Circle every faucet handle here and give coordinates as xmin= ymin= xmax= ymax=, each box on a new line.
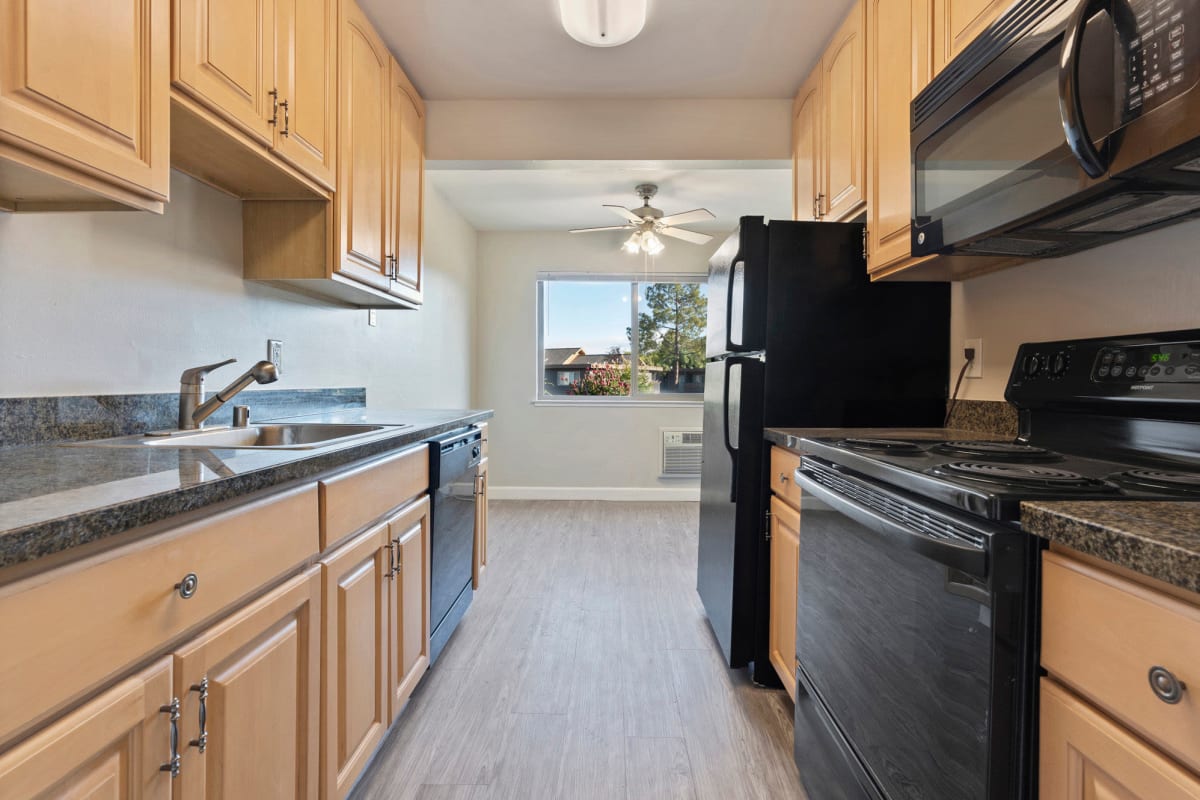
xmin=180 ymin=358 xmax=236 ymax=386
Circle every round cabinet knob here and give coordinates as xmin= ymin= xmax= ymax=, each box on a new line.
xmin=1051 ymin=352 xmax=1069 ymax=377
xmin=779 ymin=472 xmax=789 ymax=484
xmin=175 ymin=573 xmax=199 ymax=600
xmin=1148 ymin=666 xmax=1186 ymax=704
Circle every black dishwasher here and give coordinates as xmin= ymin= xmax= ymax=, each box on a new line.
xmin=427 ymin=427 xmax=482 ymax=664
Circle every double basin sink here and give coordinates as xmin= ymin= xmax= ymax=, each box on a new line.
xmin=77 ymin=423 xmax=407 ymax=451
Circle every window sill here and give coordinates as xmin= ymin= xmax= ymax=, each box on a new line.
xmin=532 ymin=399 xmax=704 ymax=408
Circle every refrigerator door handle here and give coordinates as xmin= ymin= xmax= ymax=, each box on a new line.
xmin=725 ymin=257 xmax=741 ymax=353
xmin=722 ymin=355 xmax=757 ymax=503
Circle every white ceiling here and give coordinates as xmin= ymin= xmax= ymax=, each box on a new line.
xmin=427 ymin=164 xmax=792 ymax=233
xmin=359 ymin=0 xmax=856 ymax=100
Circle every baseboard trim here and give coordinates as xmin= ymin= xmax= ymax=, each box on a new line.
xmin=489 ymin=486 xmax=700 ymax=502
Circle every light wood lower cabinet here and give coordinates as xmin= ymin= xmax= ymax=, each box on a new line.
xmin=768 ymin=495 xmax=800 ymax=702
xmin=0 ymin=657 xmax=174 ymax=799
xmin=174 ymin=568 xmax=322 ymax=800
xmin=474 ymin=457 xmax=489 ymax=589
xmin=0 ymin=0 xmax=170 ymax=212
xmin=320 ymin=521 xmax=390 ymax=800
xmin=389 ymin=497 xmax=431 ymax=721
xmin=1040 ymin=679 xmax=1200 ymax=800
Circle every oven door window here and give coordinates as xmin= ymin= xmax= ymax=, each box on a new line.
xmin=796 ymin=490 xmax=993 ymax=800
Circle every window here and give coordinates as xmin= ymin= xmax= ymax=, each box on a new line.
xmin=536 ymin=273 xmax=708 ymax=402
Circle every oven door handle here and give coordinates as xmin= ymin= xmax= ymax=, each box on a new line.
xmin=794 ymin=470 xmax=988 ymax=577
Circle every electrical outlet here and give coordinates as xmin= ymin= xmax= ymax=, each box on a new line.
xmin=368 ymin=309 xmax=378 ymax=327
xmin=965 ymin=338 xmax=983 ymax=379
xmin=268 ymin=339 xmax=283 ymax=376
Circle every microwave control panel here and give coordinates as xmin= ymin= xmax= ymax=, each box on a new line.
xmin=1125 ymin=0 xmax=1198 ymax=118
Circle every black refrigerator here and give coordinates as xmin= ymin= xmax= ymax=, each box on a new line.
xmin=697 ymin=217 xmax=950 ymax=683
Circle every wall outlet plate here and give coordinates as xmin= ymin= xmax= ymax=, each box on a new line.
xmin=368 ymin=309 xmax=378 ymax=327
xmin=965 ymin=338 xmax=982 ymax=379
xmin=268 ymin=339 xmax=283 ymax=376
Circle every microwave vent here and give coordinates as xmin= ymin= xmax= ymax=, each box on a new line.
xmin=1035 ymin=193 xmax=1149 ymax=231
xmin=1066 ymin=194 xmax=1200 ymax=233
xmin=960 ymin=237 xmax=1065 ymax=257
xmin=1174 ymin=156 xmax=1200 ymax=173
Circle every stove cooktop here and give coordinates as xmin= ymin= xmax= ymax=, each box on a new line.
xmin=799 ymin=436 xmax=1200 ymax=521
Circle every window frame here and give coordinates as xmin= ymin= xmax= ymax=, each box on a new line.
xmin=534 ymin=271 xmax=709 ymax=407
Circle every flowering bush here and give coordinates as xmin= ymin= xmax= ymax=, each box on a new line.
xmin=567 ymin=362 xmax=630 ymax=396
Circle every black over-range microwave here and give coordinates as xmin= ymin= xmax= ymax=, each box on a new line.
xmin=911 ymin=0 xmax=1200 ymax=260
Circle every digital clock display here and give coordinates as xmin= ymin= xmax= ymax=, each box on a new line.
xmin=1151 ymin=353 xmax=1171 ymax=364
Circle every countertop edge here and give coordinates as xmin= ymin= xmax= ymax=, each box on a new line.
xmin=0 ymin=410 xmax=493 ymax=571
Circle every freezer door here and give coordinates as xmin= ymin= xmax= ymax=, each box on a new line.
xmin=706 ymin=218 xmax=769 ymax=359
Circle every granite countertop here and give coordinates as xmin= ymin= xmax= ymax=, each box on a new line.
xmin=0 ymin=408 xmax=492 ymax=571
xmin=1022 ymin=500 xmax=1200 ymax=594
xmin=765 ymin=427 xmax=1011 ymax=450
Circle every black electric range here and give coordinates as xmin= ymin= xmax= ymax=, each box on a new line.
xmin=789 ymin=329 xmax=1200 ymax=800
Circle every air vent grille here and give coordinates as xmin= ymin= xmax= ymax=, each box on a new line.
xmin=661 ymin=429 xmax=702 ymax=477
xmin=806 ymin=466 xmax=986 ymax=550
xmin=960 ymin=236 xmax=1066 ymax=257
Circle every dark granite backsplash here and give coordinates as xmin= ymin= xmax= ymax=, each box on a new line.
xmin=0 ymin=388 xmax=366 ymax=450
xmin=944 ymin=399 xmax=1019 ymax=438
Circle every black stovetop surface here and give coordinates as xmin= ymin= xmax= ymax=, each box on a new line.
xmin=798 ymin=435 xmax=1200 ymax=521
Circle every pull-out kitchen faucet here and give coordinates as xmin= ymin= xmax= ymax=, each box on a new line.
xmin=178 ymin=358 xmax=278 ymax=430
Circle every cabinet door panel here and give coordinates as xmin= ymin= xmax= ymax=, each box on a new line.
xmin=0 ymin=658 xmax=173 ymax=800
xmin=473 ymin=458 xmax=488 ymax=589
xmin=336 ymin=1 xmax=390 ymax=292
xmin=174 ymin=0 xmax=275 ymax=144
xmin=933 ymin=0 xmax=1010 ymax=73
xmin=792 ymin=71 xmax=821 ymax=222
xmin=0 ymin=0 xmax=169 ymax=199
xmin=821 ymin=0 xmax=866 ymax=221
xmin=321 ymin=523 xmax=389 ymax=800
xmin=388 ymin=66 xmax=424 ymax=304
xmin=768 ymin=496 xmax=799 ymax=701
xmin=274 ymin=0 xmax=336 ymax=189
xmin=174 ymin=569 xmax=320 ymax=800
xmin=1040 ymin=679 xmax=1200 ymax=800
xmin=389 ymin=497 xmax=431 ymax=721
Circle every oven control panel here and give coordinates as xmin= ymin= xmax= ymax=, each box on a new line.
xmin=1124 ymin=0 xmax=1199 ymax=119
xmin=1007 ymin=330 xmax=1200 ymax=406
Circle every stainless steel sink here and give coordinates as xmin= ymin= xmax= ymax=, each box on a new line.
xmin=73 ymin=423 xmax=405 ymax=450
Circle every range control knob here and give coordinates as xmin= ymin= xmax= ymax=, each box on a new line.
xmin=1051 ymin=352 xmax=1070 ymax=377
xmin=1024 ymin=354 xmax=1042 ymax=377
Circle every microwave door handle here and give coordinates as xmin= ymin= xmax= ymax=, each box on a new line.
xmin=793 ymin=469 xmax=988 ymax=577
xmin=1058 ymin=0 xmax=1113 ymax=178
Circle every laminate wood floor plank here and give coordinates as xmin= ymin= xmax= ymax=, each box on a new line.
xmin=352 ymin=501 xmax=805 ymax=800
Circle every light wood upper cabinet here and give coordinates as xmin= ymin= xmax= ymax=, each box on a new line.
xmin=0 ymin=657 xmax=174 ymax=800
xmin=820 ymin=0 xmax=867 ymax=222
xmin=768 ymin=495 xmax=800 ymax=702
xmin=0 ymin=0 xmax=170 ymax=212
xmin=321 ymin=522 xmax=390 ymax=800
xmin=1040 ymin=679 xmax=1200 ymax=800
xmin=474 ymin=457 xmax=489 ymax=590
xmin=174 ymin=568 xmax=321 ymax=800
xmin=389 ymin=496 xmax=431 ymax=721
xmin=932 ymin=0 xmax=1011 ymax=74
xmin=173 ymin=0 xmax=276 ymax=145
xmin=388 ymin=58 xmax=425 ymax=305
xmin=274 ymin=0 xmax=338 ymax=189
xmin=866 ymin=0 xmax=933 ymax=274
xmin=792 ymin=70 xmax=822 ymax=222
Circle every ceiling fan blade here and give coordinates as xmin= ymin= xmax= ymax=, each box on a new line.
xmin=603 ymin=205 xmax=643 ymax=224
xmin=568 ymin=225 xmax=633 ymax=234
xmin=659 ymin=227 xmax=713 ymax=245
xmin=657 ymin=208 xmax=716 ymax=227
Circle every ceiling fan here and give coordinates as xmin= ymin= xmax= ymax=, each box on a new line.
xmin=569 ymin=184 xmax=715 ymax=255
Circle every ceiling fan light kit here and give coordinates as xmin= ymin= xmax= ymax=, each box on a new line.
xmin=558 ymin=0 xmax=648 ymax=48
xmin=570 ymin=183 xmax=716 ymax=255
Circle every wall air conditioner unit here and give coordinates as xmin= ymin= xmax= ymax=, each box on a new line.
xmin=660 ymin=428 xmax=703 ymax=478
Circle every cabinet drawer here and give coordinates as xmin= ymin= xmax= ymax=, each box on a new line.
xmin=1042 ymin=551 xmax=1200 ymax=773
xmin=0 ymin=484 xmax=319 ymax=747
xmin=769 ymin=446 xmax=803 ymax=509
xmin=319 ymin=445 xmax=428 ymax=548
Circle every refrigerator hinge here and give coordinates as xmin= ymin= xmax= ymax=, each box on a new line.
xmin=764 ymin=509 xmax=772 ymax=541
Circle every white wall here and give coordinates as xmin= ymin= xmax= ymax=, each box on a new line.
xmin=475 ymin=231 xmax=715 ymax=500
xmin=0 ymin=172 xmax=477 ymax=406
xmin=950 ymin=218 xmax=1200 ymax=400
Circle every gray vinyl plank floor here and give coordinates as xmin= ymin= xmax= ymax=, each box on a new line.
xmin=351 ymin=500 xmax=806 ymax=800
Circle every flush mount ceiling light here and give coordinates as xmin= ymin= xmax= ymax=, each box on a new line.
xmin=558 ymin=0 xmax=648 ymax=47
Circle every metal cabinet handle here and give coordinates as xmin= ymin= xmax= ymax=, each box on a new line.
xmin=189 ymin=678 xmax=208 ymax=753
xmin=392 ymin=537 xmax=402 ymax=575
xmin=268 ymin=88 xmax=279 ymax=127
xmin=386 ymin=540 xmax=395 ymax=580
xmin=280 ymin=100 xmax=290 ymax=137
xmin=813 ymin=193 xmax=825 ymax=220
xmin=175 ymin=573 xmax=198 ymax=600
xmin=1149 ymin=666 xmax=1186 ymax=704
xmin=160 ymin=697 xmax=181 ymax=777
xmin=779 ymin=472 xmax=788 ymax=484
